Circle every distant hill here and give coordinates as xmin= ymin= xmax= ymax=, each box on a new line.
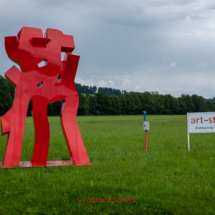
xmin=204 ymin=97 xmax=215 ymax=103
xmin=74 ymin=83 xmax=144 ymax=97
xmin=75 ymin=82 xmax=125 ymax=96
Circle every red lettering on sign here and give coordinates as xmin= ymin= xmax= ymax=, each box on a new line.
xmin=190 ymin=117 xmax=215 ymax=124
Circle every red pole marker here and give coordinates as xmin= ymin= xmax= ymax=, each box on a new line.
xmin=145 ymin=131 xmax=147 ymax=152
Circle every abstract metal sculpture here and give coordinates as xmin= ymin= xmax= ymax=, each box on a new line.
xmin=1 ymin=27 xmax=91 ymax=168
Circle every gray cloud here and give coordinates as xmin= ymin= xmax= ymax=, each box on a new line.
xmin=1 ymin=0 xmax=215 ymax=98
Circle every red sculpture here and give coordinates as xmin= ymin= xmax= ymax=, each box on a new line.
xmin=1 ymin=27 xmax=91 ymax=168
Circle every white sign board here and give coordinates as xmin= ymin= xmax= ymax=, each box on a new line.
xmin=187 ymin=112 xmax=215 ymax=151
xmin=143 ymin=121 xmax=149 ymax=130
xmin=187 ymin=112 xmax=215 ymax=133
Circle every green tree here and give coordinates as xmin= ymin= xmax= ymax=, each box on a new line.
xmin=103 ymin=94 xmax=111 ymax=115
xmin=178 ymin=94 xmax=195 ymax=114
xmin=151 ymin=92 xmax=164 ymax=115
xmin=163 ymin=94 xmax=180 ymax=115
xmin=52 ymin=101 xmax=63 ymax=115
xmin=78 ymin=93 xmax=88 ymax=115
xmin=0 ymin=76 xmax=14 ymax=116
xmin=191 ymin=95 xmax=207 ymax=112
xmin=124 ymin=93 xmax=136 ymax=115
xmin=139 ymin=92 xmax=155 ymax=114
xmin=109 ymin=95 xmax=121 ymax=115
xmin=212 ymin=100 xmax=215 ymax=111
xmin=170 ymin=97 xmax=180 ymax=114
xmin=96 ymin=91 xmax=105 ymax=115
xmin=205 ymin=101 xmax=213 ymax=111
xmin=88 ymin=95 xmax=97 ymax=115
xmin=119 ymin=94 xmax=126 ymax=115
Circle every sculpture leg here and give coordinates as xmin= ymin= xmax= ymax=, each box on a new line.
xmin=31 ymin=96 xmax=50 ymax=166
xmin=2 ymin=87 xmax=30 ymax=168
xmin=60 ymin=96 xmax=91 ymax=165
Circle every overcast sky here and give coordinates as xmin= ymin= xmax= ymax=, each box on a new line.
xmin=1 ymin=0 xmax=215 ymax=98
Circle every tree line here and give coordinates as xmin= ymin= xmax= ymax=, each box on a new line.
xmin=75 ymin=83 xmax=124 ymax=96
xmin=77 ymin=91 xmax=215 ymax=116
xmin=0 ymin=75 xmax=214 ymax=116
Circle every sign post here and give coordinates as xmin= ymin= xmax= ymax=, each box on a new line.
xmin=187 ymin=112 xmax=215 ymax=152
xmin=143 ymin=111 xmax=149 ymax=151
xmin=188 ymin=132 xmax=190 ymax=152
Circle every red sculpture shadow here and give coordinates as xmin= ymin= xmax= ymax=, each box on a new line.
xmin=1 ymin=27 xmax=91 ymax=168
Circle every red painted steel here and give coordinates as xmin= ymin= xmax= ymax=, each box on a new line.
xmin=145 ymin=131 xmax=147 ymax=152
xmin=1 ymin=27 xmax=91 ymax=168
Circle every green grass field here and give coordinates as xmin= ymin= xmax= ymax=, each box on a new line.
xmin=0 ymin=115 xmax=215 ymax=214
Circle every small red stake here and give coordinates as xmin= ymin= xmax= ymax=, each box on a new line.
xmin=145 ymin=131 xmax=147 ymax=152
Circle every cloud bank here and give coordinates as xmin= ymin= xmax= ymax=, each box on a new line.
xmin=1 ymin=0 xmax=215 ymax=98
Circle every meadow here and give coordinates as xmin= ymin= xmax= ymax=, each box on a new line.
xmin=0 ymin=114 xmax=215 ymax=214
